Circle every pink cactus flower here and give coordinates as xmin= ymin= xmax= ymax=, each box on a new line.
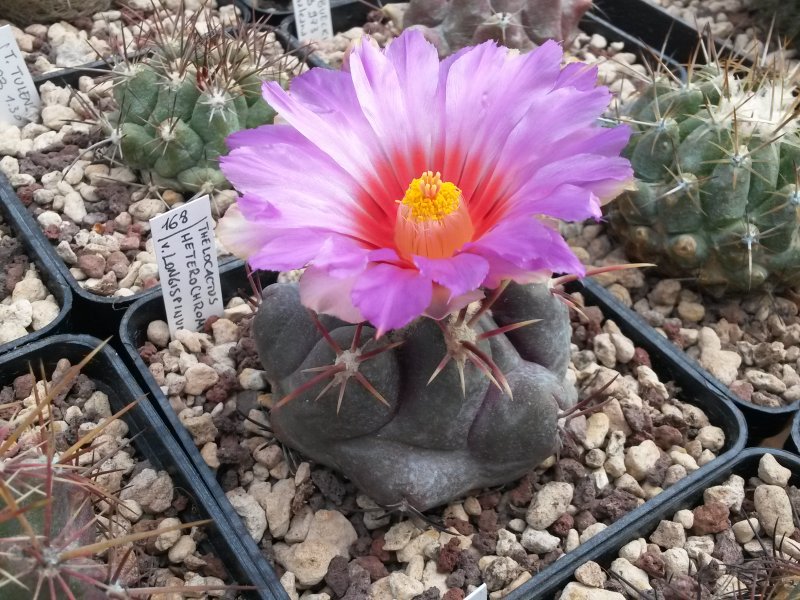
xmin=217 ymin=30 xmax=632 ymax=334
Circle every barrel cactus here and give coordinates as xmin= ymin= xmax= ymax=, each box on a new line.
xmin=403 ymin=0 xmax=592 ymax=56
xmin=108 ymin=14 xmax=289 ymax=194
xmin=606 ymin=59 xmax=800 ymax=296
xmin=253 ymin=281 xmax=576 ymax=511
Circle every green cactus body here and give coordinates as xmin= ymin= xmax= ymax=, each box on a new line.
xmin=606 ymin=62 xmax=800 ymax=295
xmin=109 ymin=27 xmax=286 ymax=194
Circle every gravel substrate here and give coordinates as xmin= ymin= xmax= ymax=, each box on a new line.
xmin=2 ymin=0 xmax=232 ymax=76
xmin=0 ymin=360 xmax=232 ymax=597
xmin=0 ymin=27 xmax=303 ymax=298
xmin=136 ymin=286 xmax=728 ymax=600
xmin=558 ymin=452 xmax=798 ymax=599
xmin=0 ymin=212 xmax=59 ymax=344
xmin=566 ymin=224 xmax=800 ymax=409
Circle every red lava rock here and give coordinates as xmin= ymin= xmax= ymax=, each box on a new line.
xmin=646 ymin=453 xmax=672 ymax=487
xmin=370 ymin=536 xmax=391 ymax=562
xmin=105 ymin=251 xmax=130 ymax=278
xmin=324 ymin=556 xmax=350 ymax=597
xmin=693 ymin=502 xmax=730 ymax=535
xmin=437 ymin=538 xmax=461 ymax=573
xmin=548 ymin=513 xmax=574 ymax=537
xmin=662 ymin=320 xmax=684 ymax=347
xmin=729 ymin=380 xmax=754 ymax=402
xmin=652 ymin=424 xmax=684 ymax=449
xmin=635 ymin=549 xmax=666 ymax=578
xmin=590 ymin=489 xmax=640 ymax=522
xmin=478 ymin=491 xmax=501 ymax=510
xmin=631 ymin=347 xmax=651 ymax=368
xmin=352 ymin=556 xmax=388 ymax=581
xmin=508 ymin=474 xmax=533 ymax=505
xmin=119 ymin=235 xmax=142 ymax=251
xmin=138 ymin=342 xmax=158 ymax=364
xmin=445 ymin=517 xmax=474 ymax=536
xmin=442 ymin=590 xmax=465 ymax=600
xmin=16 ymin=184 xmax=42 ymax=206
xmin=470 ymin=531 xmax=497 ymax=554
xmin=476 ymin=509 xmax=498 ymax=534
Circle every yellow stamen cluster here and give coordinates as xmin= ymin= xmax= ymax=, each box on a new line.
xmin=400 ymin=171 xmax=462 ymax=222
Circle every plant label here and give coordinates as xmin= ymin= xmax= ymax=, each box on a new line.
xmin=0 ymin=25 xmax=40 ymax=127
xmin=464 ymin=584 xmax=487 ymax=600
xmin=293 ymin=0 xmax=333 ymax=42
xmin=151 ymin=195 xmax=224 ymax=337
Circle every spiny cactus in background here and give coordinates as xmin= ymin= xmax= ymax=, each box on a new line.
xmin=0 ymin=348 xmax=220 ymax=599
xmin=605 ymin=54 xmax=800 ymax=296
xmin=107 ymin=7 xmax=291 ymax=195
xmin=402 ymin=0 xmax=593 ymax=56
xmin=750 ymin=0 xmax=800 ymax=46
xmin=252 ymin=280 xmax=578 ymax=511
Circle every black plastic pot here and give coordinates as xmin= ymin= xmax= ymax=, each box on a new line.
xmin=119 ymin=260 xmax=287 ymax=600
xmin=580 ymin=277 xmax=795 ymax=444
xmin=0 ymin=334 xmax=282 ymax=599
xmin=506 ymin=447 xmax=800 ymax=599
xmin=120 ymin=265 xmax=745 ymax=600
xmin=1 ymin=13 xmax=310 ymax=346
xmin=0 ymin=173 xmax=72 ymax=356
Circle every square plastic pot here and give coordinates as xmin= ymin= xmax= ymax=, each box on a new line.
xmin=0 ymin=13 xmax=307 ymax=348
xmin=579 ymin=278 xmax=795 ymax=444
xmin=120 ymin=267 xmax=746 ymax=600
xmin=0 ymin=173 xmax=72 ymax=356
xmin=503 ymin=447 xmax=800 ymax=598
xmin=120 ymin=260 xmax=288 ymax=599
xmin=0 ymin=334 xmax=284 ymax=599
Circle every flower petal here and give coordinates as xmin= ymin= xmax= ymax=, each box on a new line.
xmin=299 ymin=267 xmax=364 ymax=323
xmin=413 ymin=253 xmax=489 ymax=299
xmin=351 ymin=263 xmax=433 ymax=334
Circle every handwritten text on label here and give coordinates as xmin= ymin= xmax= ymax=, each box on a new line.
xmin=151 ymin=195 xmax=224 ymax=337
xmin=0 ymin=25 xmax=40 ymax=127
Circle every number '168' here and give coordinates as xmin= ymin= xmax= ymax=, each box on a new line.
xmin=161 ymin=210 xmax=189 ymax=231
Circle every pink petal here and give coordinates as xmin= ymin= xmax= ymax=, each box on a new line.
xmin=299 ymin=267 xmax=364 ymax=323
xmin=351 ymin=263 xmax=433 ymax=334
xmin=313 ymin=236 xmax=371 ymax=278
xmin=413 ymin=253 xmax=489 ymax=299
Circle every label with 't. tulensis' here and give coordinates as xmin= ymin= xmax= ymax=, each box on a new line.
xmin=0 ymin=25 xmax=40 ymax=127
xmin=151 ymin=195 xmax=224 ymax=337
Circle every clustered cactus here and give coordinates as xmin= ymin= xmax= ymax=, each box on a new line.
xmin=402 ymin=0 xmax=593 ymax=56
xmin=107 ymin=8 xmax=290 ymax=194
xmin=606 ymin=55 xmax=800 ymax=296
xmin=0 ymin=349 xmax=219 ymax=598
xmin=253 ymin=281 xmax=578 ymax=511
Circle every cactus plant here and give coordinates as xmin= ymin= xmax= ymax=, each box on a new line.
xmin=403 ymin=0 xmax=593 ymax=56
xmin=220 ymin=31 xmax=632 ymax=511
xmin=0 ymin=347 xmax=224 ymax=598
xmin=605 ymin=56 xmax=800 ymax=296
xmin=106 ymin=7 xmax=291 ymax=194
xmin=252 ymin=280 xmax=577 ymax=511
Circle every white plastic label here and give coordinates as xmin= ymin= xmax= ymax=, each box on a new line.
xmin=293 ymin=0 xmax=333 ymax=42
xmin=465 ymin=584 xmax=487 ymax=600
xmin=0 ymin=25 xmax=40 ymax=127
xmin=150 ymin=195 xmax=224 ymax=337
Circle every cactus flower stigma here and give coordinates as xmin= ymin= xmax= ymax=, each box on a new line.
xmin=217 ymin=30 xmax=632 ymax=333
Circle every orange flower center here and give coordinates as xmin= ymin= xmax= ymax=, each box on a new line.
xmin=394 ymin=171 xmax=474 ymax=259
